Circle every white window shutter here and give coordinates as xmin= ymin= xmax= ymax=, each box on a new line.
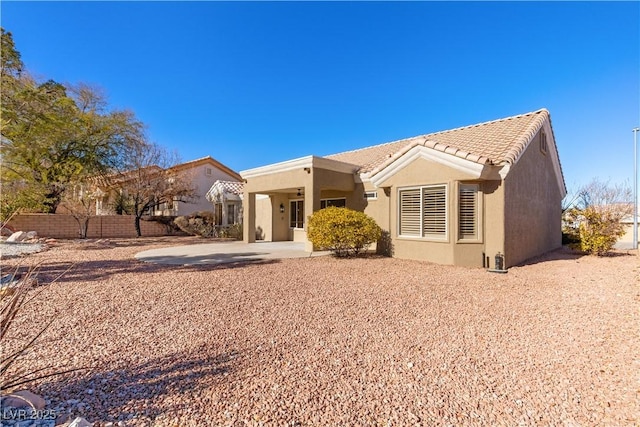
xmin=459 ymin=184 xmax=478 ymax=239
xmin=399 ymin=189 xmax=421 ymax=236
xmin=422 ymin=186 xmax=447 ymax=237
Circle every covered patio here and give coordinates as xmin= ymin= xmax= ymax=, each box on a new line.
xmin=240 ymin=156 xmax=361 ymax=251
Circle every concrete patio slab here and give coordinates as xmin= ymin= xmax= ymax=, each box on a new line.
xmin=135 ymin=241 xmax=330 ymax=266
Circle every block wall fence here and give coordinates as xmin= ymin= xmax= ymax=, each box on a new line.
xmin=6 ymin=214 xmax=167 ymax=239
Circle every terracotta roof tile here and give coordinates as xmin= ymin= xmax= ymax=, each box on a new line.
xmin=325 ymin=109 xmax=550 ymax=173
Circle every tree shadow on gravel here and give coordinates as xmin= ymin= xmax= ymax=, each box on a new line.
xmin=28 ymin=257 xmax=280 ymax=284
xmin=36 ymin=344 xmax=244 ymax=424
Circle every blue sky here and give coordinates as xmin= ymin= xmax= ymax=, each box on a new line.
xmin=2 ymin=1 xmax=639 ymax=193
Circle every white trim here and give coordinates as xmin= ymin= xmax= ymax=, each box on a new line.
xmin=289 ymin=199 xmax=304 ymax=229
xmin=240 ymin=155 xmax=358 ymax=179
xmin=241 ymin=156 xmax=314 ymax=179
xmin=364 ymin=191 xmax=378 ymax=200
xmin=498 ymin=164 xmax=511 ymax=179
xmin=457 ymin=183 xmax=482 ymax=243
xmin=371 ymin=146 xmax=486 ymax=187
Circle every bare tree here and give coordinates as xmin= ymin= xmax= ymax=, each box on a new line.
xmin=107 ymin=142 xmax=196 ymax=237
xmin=565 ymin=178 xmax=633 ymax=255
xmin=575 ymin=178 xmax=633 ymax=218
xmin=58 ymin=183 xmax=97 ymax=238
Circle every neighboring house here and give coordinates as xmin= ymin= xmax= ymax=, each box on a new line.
xmin=95 ymin=156 xmax=242 ymax=217
xmin=617 ymin=214 xmax=639 ymax=249
xmin=240 ymin=109 xmax=566 ymax=269
xmin=205 ymin=180 xmax=244 ymax=225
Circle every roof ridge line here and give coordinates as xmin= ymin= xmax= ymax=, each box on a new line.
xmin=325 ymin=108 xmax=548 ymax=159
xmin=423 ymin=108 xmax=548 ymax=138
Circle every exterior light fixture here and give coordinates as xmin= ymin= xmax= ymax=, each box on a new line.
xmin=297 ymin=189 xmax=302 ymax=197
xmin=279 ymin=203 xmax=285 ymax=213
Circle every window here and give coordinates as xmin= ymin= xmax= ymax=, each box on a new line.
xmin=205 ymin=167 xmax=212 ymax=176
xmin=320 ymin=198 xmax=346 ymax=209
xmin=459 ymin=184 xmax=478 ymax=240
xmin=364 ymin=191 xmax=378 ymax=200
xmin=290 ymin=200 xmax=304 ymax=228
xmin=540 ymin=131 xmax=548 ymax=154
xmin=227 ymin=204 xmax=236 ymax=224
xmin=398 ymin=185 xmax=447 ymax=239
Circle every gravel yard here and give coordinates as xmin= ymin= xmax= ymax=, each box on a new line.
xmin=2 ymin=238 xmax=638 ymax=426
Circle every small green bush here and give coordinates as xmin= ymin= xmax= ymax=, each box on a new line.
xmin=174 ymin=211 xmax=216 ymax=237
xmin=307 ymin=207 xmax=381 ymax=257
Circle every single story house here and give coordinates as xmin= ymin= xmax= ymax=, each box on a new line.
xmin=240 ymin=109 xmax=566 ymax=268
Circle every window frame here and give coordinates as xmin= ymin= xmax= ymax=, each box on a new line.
xmin=397 ymin=184 xmax=448 ymax=242
xmin=540 ymin=130 xmax=548 ymax=155
xmin=320 ymin=198 xmax=346 ymax=209
xmin=289 ymin=199 xmax=304 ymax=229
xmin=457 ymin=183 xmax=482 ymax=243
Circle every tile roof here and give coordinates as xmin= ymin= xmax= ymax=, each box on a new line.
xmin=325 ymin=109 xmax=551 ymax=173
xmin=216 ymin=180 xmax=244 ymax=196
xmin=169 ymin=156 xmax=242 ymax=181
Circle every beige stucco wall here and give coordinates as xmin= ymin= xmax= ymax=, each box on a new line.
xmin=503 ymin=130 xmax=563 ymax=267
xmin=255 ymin=196 xmax=272 ymax=240
xmin=375 ymin=157 xmax=491 ymax=267
xmin=360 ymin=184 xmax=389 ymax=230
xmin=175 ymin=163 xmax=240 ymax=216
xmin=619 ymin=224 xmax=638 ymax=244
xmin=243 ymin=165 xmax=355 ymax=248
xmin=482 ymin=180 xmax=505 ymax=269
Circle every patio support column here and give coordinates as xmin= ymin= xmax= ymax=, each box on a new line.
xmin=244 ymin=192 xmax=256 ymax=243
xmin=304 ymin=182 xmax=321 ymax=252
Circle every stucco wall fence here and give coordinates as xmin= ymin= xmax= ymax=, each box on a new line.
xmin=6 ymin=214 xmax=168 ymax=239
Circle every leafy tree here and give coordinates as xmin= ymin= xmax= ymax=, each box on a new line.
xmin=307 ymin=207 xmax=382 ymax=257
xmin=0 ymin=28 xmax=145 ymax=214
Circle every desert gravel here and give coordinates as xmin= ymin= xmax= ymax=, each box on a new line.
xmin=2 ymin=237 xmax=638 ymax=426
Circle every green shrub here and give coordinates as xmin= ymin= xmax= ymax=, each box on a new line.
xmin=174 ymin=211 xmax=216 ymax=237
xmin=578 ymin=207 xmax=625 ymax=256
xmin=307 ymin=207 xmax=381 ymax=257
